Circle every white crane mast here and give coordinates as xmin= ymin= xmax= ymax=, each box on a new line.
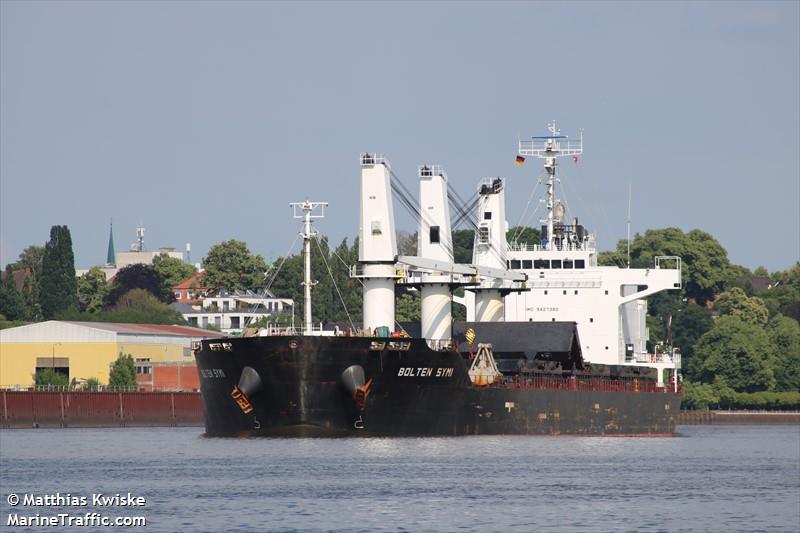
xmin=355 ymin=154 xmax=399 ymax=333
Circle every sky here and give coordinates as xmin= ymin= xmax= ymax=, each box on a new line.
xmin=1 ymin=1 xmax=798 ymax=273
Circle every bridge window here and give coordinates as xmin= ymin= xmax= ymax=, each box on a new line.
xmin=522 ymin=260 xmax=532 ymax=269
xmin=510 ymin=260 xmax=521 ymax=269
xmin=551 ymin=260 xmax=562 ymax=269
xmin=563 ymin=260 xmax=573 ymax=268
xmin=484 ymin=211 xmax=492 ymax=220
xmin=575 ymin=259 xmax=585 ymax=269
xmin=534 ymin=259 xmax=549 ymax=269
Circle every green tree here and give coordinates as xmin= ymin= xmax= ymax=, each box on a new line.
xmin=0 ymin=266 xmax=25 ymax=320
xmin=39 ymin=225 xmax=78 ymax=319
xmin=203 ymin=240 xmax=268 ymax=291
xmin=682 ymin=381 xmax=719 ymax=410
xmin=694 ymin=315 xmax=775 ymax=392
xmin=59 ymin=288 xmax=186 ymax=325
xmin=108 ymin=353 xmax=137 ymax=390
xmin=77 ymin=267 xmax=109 ymax=313
xmin=671 ymin=302 xmax=714 ymax=380
xmin=396 ymin=292 xmax=421 ymax=322
xmin=82 ymin=377 xmax=102 ymax=391
xmin=452 ymin=229 xmax=474 ymax=263
xmin=753 ymin=266 xmax=769 ymax=277
xmin=269 ymin=237 xmax=361 ymax=327
xmin=105 ymin=264 xmax=172 ymax=306
xmin=714 ymin=287 xmax=769 ymax=326
xmin=11 ymin=245 xmax=45 ymax=320
xmin=767 ymin=315 xmax=800 ymax=392
xmin=397 ymin=231 xmax=418 ymax=256
xmin=153 ymin=254 xmax=196 ymax=291
xmin=35 ymin=368 xmax=69 ymax=388
xmin=619 ymin=227 xmax=734 ymax=305
xmin=757 ymin=265 xmax=800 ymax=322
xmin=506 ymin=226 xmax=541 ymax=248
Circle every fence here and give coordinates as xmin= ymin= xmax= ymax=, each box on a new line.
xmin=1 ymin=390 xmax=204 ymax=429
xmin=493 ymin=374 xmax=681 ymax=394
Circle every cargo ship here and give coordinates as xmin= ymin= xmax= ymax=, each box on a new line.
xmin=195 ymin=124 xmax=683 ymax=436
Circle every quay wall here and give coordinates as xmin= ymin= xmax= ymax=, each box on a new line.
xmin=677 ymin=410 xmax=800 ymax=425
xmin=1 ymin=390 xmax=204 ymax=429
xmin=2 ymin=391 xmax=798 ymax=429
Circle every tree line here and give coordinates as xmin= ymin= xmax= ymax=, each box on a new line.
xmin=2 ymin=224 xmax=798 ymax=409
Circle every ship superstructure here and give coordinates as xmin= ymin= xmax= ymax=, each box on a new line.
xmin=464 ymin=123 xmax=681 ymax=383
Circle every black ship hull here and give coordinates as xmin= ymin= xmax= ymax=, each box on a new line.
xmin=195 ymin=327 xmax=681 ymax=437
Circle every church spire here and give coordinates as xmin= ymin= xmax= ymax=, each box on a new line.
xmin=106 ymin=219 xmax=116 ymax=266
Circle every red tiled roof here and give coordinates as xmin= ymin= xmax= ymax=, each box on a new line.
xmin=173 ymin=271 xmax=206 ymax=290
xmin=1 ymin=268 xmax=32 ymax=292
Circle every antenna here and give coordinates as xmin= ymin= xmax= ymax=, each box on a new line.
xmin=186 ymin=243 xmax=191 ymax=265
xmin=131 ymin=227 xmax=145 ymax=252
xmin=518 ymin=123 xmax=583 ymax=250
xmin=627 ymin=183 xmax=632 ymax=268
xmin=289 ymin=200 xmax=328 ymax=335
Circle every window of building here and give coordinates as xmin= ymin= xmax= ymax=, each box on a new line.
xmin=135 ymin=358 xmax=151 ymax=375
xmin=230 ymin=316 xmax=241 ymax=329
xmin=188 ymin=317 xmax=198 ymax=327
xmin=214 ymin=316 xmax=221 ymax=328
xmin=202 ymin=316 xmax=208 ymax=328
xmin=174 ymin=292 xmax=182 ymax=300
xmin=430 ymin=226 xmax=440 ymax=244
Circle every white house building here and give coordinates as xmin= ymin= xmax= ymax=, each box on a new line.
xmin=171 ymin=290 xmax=293 ymax=335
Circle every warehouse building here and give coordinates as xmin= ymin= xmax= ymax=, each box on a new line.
xmin=0 ymin=321 xmax=218 ymax=389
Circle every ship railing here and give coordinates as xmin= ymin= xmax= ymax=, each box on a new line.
xmin=426 ymin=339 xmax=454 ymax=351
xmin=350 ymin=263 xmax=407 ymax=279
xmin=490 ymin=374 xmax=682 ymax=394
xmin=259 ymin=324 xmax=300 ymax=336
xmin=655 ymin=256 xmax=681 ymax=271
xmin=506 ymin=242 xmax=595 ymax=253
xmin=360 ymin=153 xmax=390 ymax=169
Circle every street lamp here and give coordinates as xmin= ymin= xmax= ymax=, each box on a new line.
xmin=51 ymin=342 xmax=62 ymax=371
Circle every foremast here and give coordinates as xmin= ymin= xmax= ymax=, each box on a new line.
xmin=290 ymin=200 xmax=327 ymax=335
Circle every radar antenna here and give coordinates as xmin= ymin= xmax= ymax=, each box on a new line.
xmin=518 ymin=121 xmax=583 ymax=250
xmin=290 ymin=200 xmax=328 ymax=335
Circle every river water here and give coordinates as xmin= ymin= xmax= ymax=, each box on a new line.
xmin=1 ymin=425 xmax=798 ymax=532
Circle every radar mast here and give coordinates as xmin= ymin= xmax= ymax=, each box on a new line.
xmin=518 ymin=121 xmax=583 ymax=250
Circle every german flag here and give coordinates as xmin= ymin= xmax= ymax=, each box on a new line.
xmin=515 ymin=155 xmax=525 ymax=165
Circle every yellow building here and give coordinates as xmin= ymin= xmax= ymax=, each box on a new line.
xmin=0 ymin=321 xmax=219 ymax=388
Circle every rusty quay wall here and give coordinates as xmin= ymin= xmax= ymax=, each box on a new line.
xmin=678 ymin=410 xmax=800 ymax=425
xmin=0 ymin=391 xmax=204 ymax=429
